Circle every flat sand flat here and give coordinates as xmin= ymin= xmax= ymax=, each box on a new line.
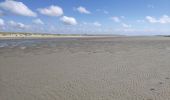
xmin=1 ymin=37 xmax=170 ymax=100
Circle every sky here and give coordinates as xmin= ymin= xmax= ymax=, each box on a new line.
xmin=0 ymin=0 xmax=170 ymax=35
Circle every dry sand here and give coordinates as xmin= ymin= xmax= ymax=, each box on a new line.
xmin=1 ymin=37 xmax=170 ymax=100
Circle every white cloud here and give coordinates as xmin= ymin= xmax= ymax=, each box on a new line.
xmin=159 ymin=15 xmax=170 ymax=24
xmin=37 ymin=5 xmax=63 ymax=17
xmin=80 ymin=21 xmax=102 ymax=27
xmin=0 ymin=0 xmax=36 ymax=17
xmin=8 ymin=20 xmax=29 ymax=29
xmin=93 ymin=22 xmax=101 ymax=27
xmin=120 ymin=16 xmax=125 ymax=19
xmin=77 ymin=6 xmax=91 ymax=14
xmin=146 ymin=15 xmax=170 ymax=24
xmin=82 ymin=21 xmax=88 ymax=25
xmin=60 ymin=16 xmax=77 ymax=25
xmin=103 ymin=10 xmax=109 ymax=14
xmin=111 ymin=17 xmax=121 ymax=22
xmin=137 ymin=20 xmax=145 ymax=23
xmin=0 ymin=18 xmax=4 ymax=26
xmin=33 ymin=19 xmax=44 ymax=25
xmin=122 ymin=23 xmax=131 ymax=28
xmin=146 ymin=16 xmax=157 ymax=23
xmin=96 ymin=9 xmax=109 ymax=14
xmin=147 ymin=4 xmax=154 ymax=9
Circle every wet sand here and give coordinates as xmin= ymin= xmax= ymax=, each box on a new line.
xmin=1 ymin=37 xmax=170 ymax=100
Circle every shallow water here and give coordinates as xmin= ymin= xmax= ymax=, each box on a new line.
xmin=0 ymin=38 xmax=80 ymax=48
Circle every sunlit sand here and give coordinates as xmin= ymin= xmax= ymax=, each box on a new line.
xmin=1 ymin=37 xmax=170 ymax=100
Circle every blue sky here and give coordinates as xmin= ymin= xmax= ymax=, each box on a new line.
xmin=0 ymin=0 xmax=170 ymax=35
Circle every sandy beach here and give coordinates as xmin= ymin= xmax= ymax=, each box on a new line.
xmin=1 ymin=37 xmax=170 ymax=100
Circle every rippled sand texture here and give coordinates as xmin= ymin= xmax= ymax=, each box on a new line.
xmin=1 ymin=37 xmax=170 ymax=100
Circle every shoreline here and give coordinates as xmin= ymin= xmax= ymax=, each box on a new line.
xmin=0 ymin=35 xmax=126 ymax=40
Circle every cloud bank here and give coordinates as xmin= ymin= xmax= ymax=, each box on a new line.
xmin=8 ymin=20 xmax=29 ymax=29
xmin=33 ymin=19 xmax=44 ymax=25
xmin=0 ymin=18 xmax=5 ymax=26
xmin=93 ymin=22 xmax=101 ymax=27
xmin=146 ymin=15 xmax=170 ymax=24
xmin=38 ymin=5 xmax=63 ymax=17
xmin=0 ymin=0 xmax=37 ymax=17
xmin=111 ymin=17 xmax=121 ymax=22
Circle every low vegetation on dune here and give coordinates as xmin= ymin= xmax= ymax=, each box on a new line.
xmin=0 ymin=32 xmax=81 ymax=38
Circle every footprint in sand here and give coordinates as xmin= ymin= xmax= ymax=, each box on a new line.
xmin=150 ymin=88 xmax=155 ymax=91
xmin=158 ymin=82 xmax=163 ymax=85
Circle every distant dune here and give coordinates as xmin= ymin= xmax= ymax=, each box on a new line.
xmin=0 ymin=32 xmax=83 ymax=39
